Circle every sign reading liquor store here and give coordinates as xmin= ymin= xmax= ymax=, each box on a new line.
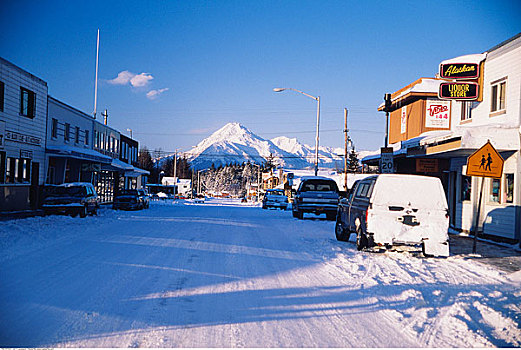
xmin=439 ymin=82 xmax=479 ymax=100
xmin=440 ymin=63 xmax=479 ymax=79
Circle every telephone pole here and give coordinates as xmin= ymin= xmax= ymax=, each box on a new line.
xmin=344 ymin=108 xmax=349 ymax=191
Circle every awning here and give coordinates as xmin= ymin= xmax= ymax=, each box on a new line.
xmin=46 ymin=145 xmax=112 ymax=163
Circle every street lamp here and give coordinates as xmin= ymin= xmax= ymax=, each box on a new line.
xmin=273 ymin=87 xmax=321 ymax=176
xmin=251 ymin=163 xmax=262 ymax=202
xmin=126 ymin=128 xmax=133 ymax=139
xmin=197 ymin=169 xmax=208 ymax=195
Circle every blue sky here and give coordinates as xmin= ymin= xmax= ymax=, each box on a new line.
xmin=1 ymin=1 xmax=520 ymax=154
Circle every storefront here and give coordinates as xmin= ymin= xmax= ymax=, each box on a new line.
xmin=0 ymin=57 xmax=47 ymax=212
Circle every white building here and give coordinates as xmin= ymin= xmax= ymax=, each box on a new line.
xmin=46 ymin=97 xmax=111 ymax=185
xmin=0 ymin=57 xmax=48 ymax=212
xmin=363 ymin=33 xmax=521 ymax=245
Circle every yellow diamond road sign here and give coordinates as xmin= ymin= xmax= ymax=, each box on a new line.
xmin=466 ymin=141 xmax=504 ymax=178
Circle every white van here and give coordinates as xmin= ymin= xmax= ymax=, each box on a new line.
xmin=335 ymin=174 xmax=450 ymax=257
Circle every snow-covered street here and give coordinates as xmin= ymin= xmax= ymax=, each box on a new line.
xmin=1 ymin=199 xmax=520 ymax=347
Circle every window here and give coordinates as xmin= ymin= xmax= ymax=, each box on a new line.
xmin=64 ymin=123 xmax=70 ymax=141
xmin=460 ymin=175 xmax=472 ymax=202
xmin=85 ymin=130 xmax=89 ymax=145
xmin=20 ymin=87 xmax=36 ymax=118
xmin=18 ymin=158 xmax=30 ymax=183
xmin=0 ymin=81 xmax=4 ymax=112
xmin=490 ymin=79 xmax=506 ymax=113
xmin=489 ymin=178 xmax=500 ymax=203
xmin=461 ymin=101 xmax=479 ymax=121
xmin=505 ymin=174 xmax=514 ymax=204
xmin=6 ymin=157 xmax=16 ymax=183
xmin=75 ymin=126 xmax=80 ymax=144
xmin=51 ymin=118 xmax=58 ymax=138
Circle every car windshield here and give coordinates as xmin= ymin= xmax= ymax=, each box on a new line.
xmin=47 ymin=186 xmax=87 ymax=197
xmin=300 ymin=180 xmax=338 ymax=192
xmin=267 ymin=190 xmax=284 ymax=196
xmin=119 ymin=189 xmax=139 ymax=196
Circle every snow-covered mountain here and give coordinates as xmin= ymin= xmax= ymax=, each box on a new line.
xmin=182 ymin=122 xmax=356 ymax=170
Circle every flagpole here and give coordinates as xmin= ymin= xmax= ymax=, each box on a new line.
xmin=93 ymin=29 xmax=100 ymax=118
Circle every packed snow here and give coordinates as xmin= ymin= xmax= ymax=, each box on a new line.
xmin=1 ymin=199 xmax=520 ymax=347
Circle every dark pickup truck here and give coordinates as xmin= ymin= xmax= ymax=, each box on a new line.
xmin=292 ymin=176 xmax=341 ymax=220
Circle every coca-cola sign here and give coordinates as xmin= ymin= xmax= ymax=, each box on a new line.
xmin=425 ymin=100 xmax=450 ymax=129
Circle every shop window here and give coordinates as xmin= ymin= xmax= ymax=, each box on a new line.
xmin=0 ymin=81 xmax=4 ymax=112
xmin=460 ymin=175 xmax=471 ymax=202
xmin=51 ymin=118 xmax=58 ymax=139
xmin=490 ymin=79 xmax=506 ymax=114
xmin=0 ymin=151 xmax=5 ymax=183
xmin=489 ymin=178 xmax=500 ymax=203
xmin=505 ymin=174 xmax=514 ymax=204
xmin=20 ymin=87 xmax=36 ymax=118
xmin=6 ymin=157 xmax=17 ymax=183
xmin=64 ymin=123 xmax=70 ymax=142
xmin=75 ymin=126 xmax=80 ymax=144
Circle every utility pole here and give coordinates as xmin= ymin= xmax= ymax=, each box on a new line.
xmin=384 ymin=93 xmax=392 ymax=147
xmin=102 ymin=109 xmax=108 ymax=125
xmin=174 ymin=149 xmax=177 ymax=180
xmin=344 ymin=108 xmax=348 ymax=191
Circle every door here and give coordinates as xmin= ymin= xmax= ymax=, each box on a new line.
xmin=30 ymin=162 xmax=40 ymax=209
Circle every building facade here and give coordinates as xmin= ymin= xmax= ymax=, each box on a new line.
xmin=0 ymin=58 xmax=48 ymax=212
xmin=363 ymin=33 xmax=521 ymax=244
xmin=46 ymin=97 xmax=112 ymax=185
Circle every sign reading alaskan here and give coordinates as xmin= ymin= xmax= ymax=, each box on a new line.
xmin=440 ymin=63 xmax=479 ymax=79
xmin=466 ymin=141 xmax=504 ymax=178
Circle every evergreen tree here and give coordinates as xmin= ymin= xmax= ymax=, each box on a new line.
xmin=348 ymin=148 xmax=360 ymax=173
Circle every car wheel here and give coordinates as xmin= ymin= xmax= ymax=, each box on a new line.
xmin=326 ymin=212 xmax=336 ymax=221
xmin=335 ymin=220 xmax=349 ymax=242
xmin=91 ymin=207 xmax=98 ymax=216
xmin=79 ymin=205 xmax=87 ymax=218
xmin=296 ymin=210 xmax=303 ymax=220
xmin=292 ymin=210 xmax=298 ymax=218
xmin=356 ymin=225 xmax=368 ymax=251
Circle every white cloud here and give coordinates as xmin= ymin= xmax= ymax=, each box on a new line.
xmin=146 ymin=88 xmax=169 ymax=100
xmin=108 ymin=70 xmax=154 ymax=88
xmin=130 ymin=73 xmax=154 ymax=88
xmin=108 ymin=70 xmax=135 ymax=85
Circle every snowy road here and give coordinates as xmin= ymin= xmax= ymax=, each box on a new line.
xmin=1 ymin=199 xmax=520 ymax=347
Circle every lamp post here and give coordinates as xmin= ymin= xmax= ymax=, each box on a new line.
xmin=126 ymin=128 xmax=133 ymax=139
xmin=274 ymin=87 xmax=320 ymax=176
xmin=251 ymin=163 xmax=262 ymax=202
xmin=197 ymin=169 xmax=208 ymax=195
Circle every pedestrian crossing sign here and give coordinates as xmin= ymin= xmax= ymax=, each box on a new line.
xmin=466 ymin=141 xmax=504 ymax=178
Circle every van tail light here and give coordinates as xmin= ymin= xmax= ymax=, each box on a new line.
xmin=365 ymin=210 xmax=369 ymax=224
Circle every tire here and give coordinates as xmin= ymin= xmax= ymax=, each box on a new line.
xmin=326 ymin=212 xmax=336 ymax=221
xmin=292 ymin=210 xmax=298 ymax=218
xmin=296 ymin=210 xmax=303 ymax=220
xmin=79 ymin=205 xmax=87 ymax=218
xmin=90 ymin=207 xmax=98 ymax=216
xmin=356 ymin=225 xmax=368 ymax=251
xmin=335 ymin=220 xmax=349 ymax=242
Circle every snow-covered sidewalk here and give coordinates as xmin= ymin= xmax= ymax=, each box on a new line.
xmin=1 ymin=200 xmax=520 ymax=347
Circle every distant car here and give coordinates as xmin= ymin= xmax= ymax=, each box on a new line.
xmin=335 ymin=174 xmax=450 ymax=257
xmin=292 ymin=176 xmax=340 ymax=220
xmin=42 ymin=182 xmax=99 ymax=217
xmin=262 ymin=189 xmax=288 ymax=210
xmin=113 ymin=189 xmax=149 ymax=210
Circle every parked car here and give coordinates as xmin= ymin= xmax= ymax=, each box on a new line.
xmin=335 ymin=174 xmax=450 ymax=257
xmin=292 ymin=176 xmax=341 ymax=220
xmin=262 ymin=189 xmax=289 ymax=210
xmin=42 ymin=182 xmax=99 ymax=218
xmin=113 ymin=189 xmax=149 ymax=210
